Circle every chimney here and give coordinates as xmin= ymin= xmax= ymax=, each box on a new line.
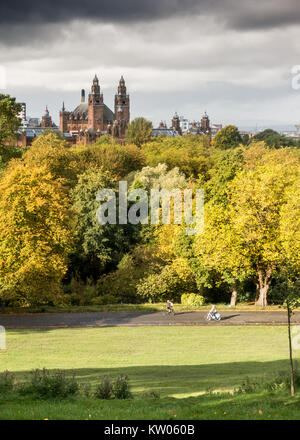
xmin=81 ymin=89 xmax=85 ymax=103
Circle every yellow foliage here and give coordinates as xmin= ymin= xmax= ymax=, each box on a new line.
xmin=0 ymin=163 xmax=73 ymax=305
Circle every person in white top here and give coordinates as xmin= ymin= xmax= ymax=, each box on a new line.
xmin=166 ymin=300 xmax=174 ymax=314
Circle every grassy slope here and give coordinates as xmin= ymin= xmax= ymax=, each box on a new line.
xmin=0 ymin=326 xmax=299 ymax=419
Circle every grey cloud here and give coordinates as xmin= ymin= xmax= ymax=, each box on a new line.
xmin=0 ymin=0 xmax=299 ymax=30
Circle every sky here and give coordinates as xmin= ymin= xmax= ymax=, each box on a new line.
xmin=1 ymin=0 xmax=300 ymax=128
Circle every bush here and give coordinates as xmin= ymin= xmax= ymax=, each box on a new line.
xmin=94 ymin=376 xmax=113 ymax=399
xmin=90 ymin=294 xmax=119 ymax=306
xmin=181 ymin=293 xmax=205 ymax=307
xmin=136 ymin=266 xmax=182 ymax=302
xmin=112 ymin=375 xmax=132 ymax=399
xmin=142 ymin=390 xmax=160 ymax=399
xmin=0 ymin=370 xmax=15 ymax=394
xmin=18 ymin=368 xmax=79 ymax=399
xmin=236 ymin=368 xmax=300 ymax=394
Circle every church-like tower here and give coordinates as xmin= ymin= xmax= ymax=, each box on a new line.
xmin=88 ymin=74 xmax=104 ymax=130
xmin=114 ymin=76 xmax=130 ymax=137
xmin=41 ymin=106 xmax=53 ymax=128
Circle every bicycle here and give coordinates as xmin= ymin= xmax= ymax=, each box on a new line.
xmin=163 ymin=308 xmax=175 ymax=317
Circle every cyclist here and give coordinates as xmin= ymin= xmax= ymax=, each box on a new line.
xmin=166 ymin=300 xmax=174 ymax=314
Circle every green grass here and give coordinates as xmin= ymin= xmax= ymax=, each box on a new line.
xmin=0 ymin=326 xmax=299 ymax=419
xmin=1 ymin=392 xmax=300 ymax=420
xmin=0 ymin=302 xmax=294 ymax=314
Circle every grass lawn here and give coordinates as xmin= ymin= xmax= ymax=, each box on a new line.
xmin=0 ymin=326 xmax=299 ymax=419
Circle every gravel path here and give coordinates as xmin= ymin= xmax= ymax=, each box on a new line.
xmin=1 ymin=310 xmax=300 ymax=328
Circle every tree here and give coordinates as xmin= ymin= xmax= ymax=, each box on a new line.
xmin=0 ymin=163 xmax=73 ymax=305
xmin=70 ymin=168 xmax=138 ymax=281
xmin=130 ymin=163 xmax=188 ymax=192
xmin=23 ymin=132 xmax=78 ymax=187
xmin=126 ymin=117 xmax=153 ymax=148
xmin=203 ymin=147 xmax=244 ymax=204
xmin=142 ymin=135 xmax=211 ymax=179
xmin=227 ymin=150 xmax=300 ymax=306
xmin=212 ymin=125 xmax=242 ymax=150
xmin=252 ymin=129 xmax=297 ymax=148
xmin=193 ymin=202 xmax=253 ymax=306
xmin=0 ymin=145 xmax=25 ymax=176
xmin=72 ymin=142 xmax=145 ymax=179
xmin=0 ymin=94 xmax=21 ymax=146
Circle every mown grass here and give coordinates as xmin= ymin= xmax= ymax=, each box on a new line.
xmin=0 ymin=302 xmax=294 ymax=314
xmin=1 ymin=391 xmax=300 ymax=420
xmin=0 ymin=326 xmax=299 ymax=419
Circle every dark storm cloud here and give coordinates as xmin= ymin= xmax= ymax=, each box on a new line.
xmin=1 ymin=0 xmax=300 ymax=30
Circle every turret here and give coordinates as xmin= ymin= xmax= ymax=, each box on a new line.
xmin=114 ymin=76 xmax=130 ymax=136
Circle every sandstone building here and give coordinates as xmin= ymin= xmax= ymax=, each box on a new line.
xmin=59 ymin=75 xmax=130 ymax=144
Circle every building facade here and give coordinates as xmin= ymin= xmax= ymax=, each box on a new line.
xmin=59 ymin=75 xmax=130 ymax=144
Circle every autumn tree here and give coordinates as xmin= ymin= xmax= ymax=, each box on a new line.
xmin=23 ymin=132 xmax=78 ymax=188
xmin=126 ymin=117 xmax=153 ymax=148
xmin=0 ymin=94 xmax=21 ymax=146
xmin=0 ymin=163 xmax=73 ymax=305
xmin=142 ymin=135 xmax=211 ymax=179
xmin=227 ymin=149 xmax=300 ymax=306
xmin=193 ymin=202 xmax=253 ymax=306
xmin=212 ymin=125 xmax=242 ymax=150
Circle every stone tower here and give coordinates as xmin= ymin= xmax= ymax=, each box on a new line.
xmin=114 ymin=76 xmax=130 ymax=137
xmin=88 ymin=74 xmax=104 ymax=130
xmin=200 ymin=111 xmax=210 ymax=134
xmin=41 ymin=106 xmax=53 ymax=128
xmin=171 ymin=112 xmax=181 ymax=134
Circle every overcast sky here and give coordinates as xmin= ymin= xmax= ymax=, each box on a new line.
xmin=1 ymin=0 xmax=300 ymax=128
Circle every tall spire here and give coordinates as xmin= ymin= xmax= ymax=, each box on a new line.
xmin=62 ymin=102 xmax=65 ymax=112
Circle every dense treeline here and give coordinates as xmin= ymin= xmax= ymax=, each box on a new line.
xmin=0 ymin=115 xmax=299 ymax=307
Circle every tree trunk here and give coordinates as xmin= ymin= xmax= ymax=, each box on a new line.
xmin=230 ymin=283 xmax=238 ymax=307
xmin=255 ymin=267 xmax=272 ymax=307
xmin=287 ymin=302 xmax=295 ymax=397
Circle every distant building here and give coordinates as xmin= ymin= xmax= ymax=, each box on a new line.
xmin=172 ymin=111 xmax=216 ymax=137
xmin=18 ymin=102 xmax=26 ymax=124
xmin=15 ymin=106 xmax=59 ymax=147
xmin=59 ymin=75 xmax=130 ymax=145
xmin=152 ymin=121 xmax=179 ymax=137
xmin=41 ymin=106 xmax=55 ymax=128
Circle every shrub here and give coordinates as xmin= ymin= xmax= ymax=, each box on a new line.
xmin=235 ymin=368 xmax=300 ymax=394
xmin=0 ymin=370 xmax=15 ymax=394
xmin=136 ymin=266 xmax=181 ymax=302
xmin=18 ymin=368 xmax=78 ymax=399
xmin=90 ymin=294 xmax=119 ymax=306
xmin=94 ymin=377 xmax=112 ymax=399
xmin=142 ymin=390 xmax=160 ymax=399
xmin=181 ymin=293 xmax=205 ymax=307
xmin=112 ymin=375 xmax=132 ymax=399
xmin=80 ymin=383 xmax=91 ymax=398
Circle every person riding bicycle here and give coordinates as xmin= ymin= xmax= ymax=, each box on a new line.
xmin=207 ymin=304 xmax=220 ymax=320
xmin=166 ymin=300 xmax=174 ymax=314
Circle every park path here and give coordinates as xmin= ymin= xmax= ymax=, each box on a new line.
xmin=1 ymin=310 xmax=300 ymax=328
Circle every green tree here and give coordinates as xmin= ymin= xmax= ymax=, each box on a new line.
xmin=0 ymin=163 xmax=73 ymax=306
xmin=212 ymin=125 xmax=242 ymax=150
xmin=0 ymin=94 xmax=21 ymax=146
xmin=252 ymin=129 xmax=297 ymax=148
xmin=70 ymin=168 xmax=138 ymax=281
xmin=126 ymin=117 xmax=153 ymax=148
